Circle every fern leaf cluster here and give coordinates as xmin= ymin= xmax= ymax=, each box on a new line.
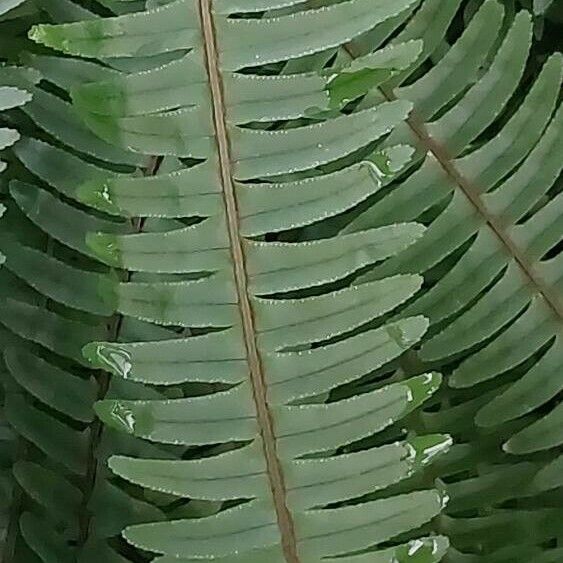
xmin=0 ymin=1 xmax=561 ymax=562
xmin=341 ymin=1 xmax=563 ymax=560
xmin=0 ymin=1 xmax=452 ymax=562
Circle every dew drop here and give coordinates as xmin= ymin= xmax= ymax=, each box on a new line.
xmin=84 ymin=342 xmax=132 ymax=379
xmin=439 ymin=489 xmax=450 ymax=510
xmin=406 ymin=434 xmax=452 ymax=470
xmin=326 ymin=73 xmax=338 ymax=85
xmin=392 ymin=537 xmax=443 ymax=562
xmin=401 ymin=373 xmax=442 ymax=416
xmin=86 ymin=232 xmax=121 ymax=267
xmin=109 ymin=401 xmax=137 ymax=434
xmin=82 ymin=179 xmax=123 ymax=216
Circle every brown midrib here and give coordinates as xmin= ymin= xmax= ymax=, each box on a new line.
xmin=382 ymin=90 xmax=563 ymax=321
xmin=196 ymin=1 xmax=299 ymax=562
xmin=343 ymin=38 xmax=562 ymax=320
xmin=340 ymin=37 xmax=563 ymax=320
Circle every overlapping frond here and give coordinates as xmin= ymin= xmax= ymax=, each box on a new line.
xmin=4 ymin=1 xmax=558 ymax=561
xmin=0 ymin=3 xmax=177 ymax=562
xmin=0 ymin=0 xmax=458 ymax=561
xmin=0 ymin=2 xmax=37 ymax=555
xmin=335 ymin=0 xmax=563 ymax=560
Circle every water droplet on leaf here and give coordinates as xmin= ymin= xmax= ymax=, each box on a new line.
xmin=86 ymin=232 xmax=122 ymax=267
xmin=393 ymin=537 xmax=444 ymax=562
xmin=77 ymin=180 xmax=122 ymax=216
xmin=96 ymin=400 xmax=137 ymax=434
xmin=83 ymin=342 xmax=132 ymax=379
xmin=406 ymin=434 xmax=452 ymax=470
xmin=403 ymin=373 xmax=442 ymax=413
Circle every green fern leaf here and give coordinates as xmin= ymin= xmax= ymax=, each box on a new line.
xmin=0 ymin=1 xmax=456 ymax=561
xmin=333 ymin=0 xmax=563 ymax=559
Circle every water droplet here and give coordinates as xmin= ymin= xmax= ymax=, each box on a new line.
xmin=402 ymin=372 xmax=442 ymax=414
xmin=393 ymin=537 xmax=445 ymax=562
xmin=326 ymin=73 xmax=339 ymax=85
xmin=360 ymin=160 xmax=385 ymax=186
xmin=86 ymin=232 xmax=121 ymax=267
xmin=111 ymin=402 xmax=136 ymax=433
xmin=96 ymin=400 xmax=136 ymax=434
xmin=439 ymin=489 xmax=450 ymax=510
xmin=406 ymin=434 xmax=452 ymax=470
xmin=83 ymin=342 xmax=132 ymax=379
xmin=77 ymin=180 xmax=122 ymax=216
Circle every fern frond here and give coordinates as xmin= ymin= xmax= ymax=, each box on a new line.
xmin=0 ymin=1 xmax=456 ymax=561
xmin=336 ymin=0 xmax=563 ymax=559
xmin=0 ymin=4 xmax=173 ymax=563
xmin=0 ymin=7 xmax=37 ymax=557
